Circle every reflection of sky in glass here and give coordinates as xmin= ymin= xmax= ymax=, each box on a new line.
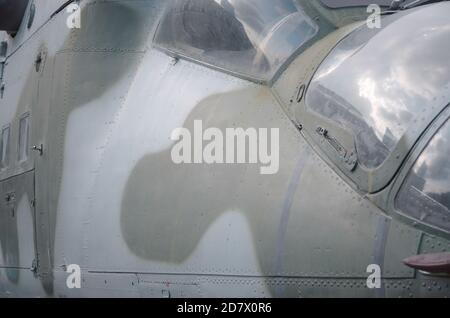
xmin=414 ymin=119 xmax=450 ymax=197
xmin=308 ymin=4 xmax=450 ymax=166
xmin=397 ymin=118 xmax=450 ymax=230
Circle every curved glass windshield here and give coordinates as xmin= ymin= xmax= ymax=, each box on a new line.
xmin=396 ymin=118 xmax=450 ymax=232
xmin=306 ymin=5 xmax=450 ymax=169
xmin=154 ymin=0 xmax=318 ymax=81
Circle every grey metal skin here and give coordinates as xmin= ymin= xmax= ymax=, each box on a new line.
xmin=0 ymin=0 xmax=449 ymax=298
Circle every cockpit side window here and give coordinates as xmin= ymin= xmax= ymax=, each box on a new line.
xmin=153 ymin=0 xmax=318 ymax=82
xmin=396 ymin=118 xmax=450 ymax=232
xmin=305 ymin=8 xmax=450 ymax=169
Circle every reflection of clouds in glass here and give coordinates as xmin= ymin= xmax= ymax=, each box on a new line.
xmin=391 ymin=30 xmax=449 ymax=100
xmin=396 ymin=119 xmax=450 ymax=232
xmin=307 ymin=4 xmax=450 ymax=168
xmin=414 ymin=120 xmax=450 ymax=196
xmin=358 ymin=76 xmax=410 ymax=141
xmin=314 ymin=47 xmax=362 ymax=81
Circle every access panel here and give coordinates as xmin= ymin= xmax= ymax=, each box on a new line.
xmin=0 ymin=170 xmax=37 ymax=283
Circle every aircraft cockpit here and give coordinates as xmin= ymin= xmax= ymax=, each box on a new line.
xmin=153 ymin=0 xmax=450 ymax=236
xmin=271 ymin=3 xmax=450 ymax=237
xmin=153 ymin=0 xmax=319 ymax=83
xmin=269 ymin=3 xmax=450 ymax=196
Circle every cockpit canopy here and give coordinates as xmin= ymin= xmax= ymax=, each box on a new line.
xmin=153 ymin=0 xmax=318 ymax=82
xmin=306 ymin=6 xmax=450 ymax=170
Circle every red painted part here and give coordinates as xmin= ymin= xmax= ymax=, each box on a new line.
xmin=403 ymin=252 xmax=450 ymax=274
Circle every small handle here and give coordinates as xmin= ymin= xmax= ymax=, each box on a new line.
xmin=316 ymin=126 xmax=357 ymax=171
xmin=403 ymin=252 xmax=450 ymax=275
